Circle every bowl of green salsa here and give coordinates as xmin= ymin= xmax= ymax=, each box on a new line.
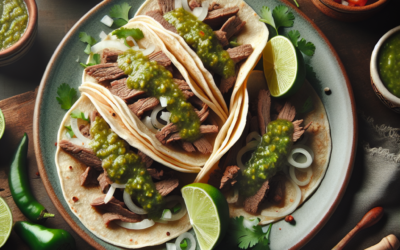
xmin=370 ymin=25 xmax=400 ymax=114
xmin=0 ymin=0 xmax=37 ymax=67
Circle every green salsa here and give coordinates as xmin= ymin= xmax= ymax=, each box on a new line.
xmin=0 ymin=0 xmax=28 ymax=51
xmin=118 ymin=49 xmax=201 ymax=142
xmin=378 ymin=31 xmax=400 ymax=98
xmin=240 ymin=120 xmax=294 ymax=198
xmin=164 ymin=8 xmax=236 ymax=79
xmin=90 ymin=116 xmax=164 ymax=217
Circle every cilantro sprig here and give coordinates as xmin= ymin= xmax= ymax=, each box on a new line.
xmin=109 ymin=3 xmax=132 ymax=27
xmin=80 ymin=53 xmax=101 ymax=68
xmin=56 ymin=83 xmax=77 ymax=110
xmin=71 ymin=110 xmax=90 ymax=122
xmin=64 ymin=125 xmax=75 ymax=138
xmin=112 ymin=27 xmax=144 ymax=47
xmin=288 ymin=30 xmax=315 ymax=56
xmin=79 ymin=32 xmax=97 ymax=55
xmin=229 ymin=37 xmax=241 ymax=47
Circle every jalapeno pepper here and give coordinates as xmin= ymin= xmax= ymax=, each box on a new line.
xmin=9 ymin=133 xmax=54 ymax=222
xmin=14 ymin=221 xmax=76 ymax=250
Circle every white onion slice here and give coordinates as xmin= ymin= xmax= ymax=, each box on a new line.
xmin=127 ymin=36 xmax=139 ymax=47
xmin=176 ymin=232 xmax=196 ymax=250
xmin=226 ymin=187 xmax=239 ymax=204
xmin=261 ymin=177 xmax=301 ymax=218
xmin=91 ymin=40 xmax=130 ymax=53
xmin=115 ymin=219 xmax=155 ymax=230
xmin=99 ymin=31 xmax=107 ymax=40
xmin=111 ymin=183 xmax=126 ymax=189
xmin=104 ymin=185 xmax=116 ymax=204
xmin=289 ymin=165 xmax=313 ymax=186
xmin=167 ymin=243 xmax=177 ymax=250
xmin=246 ymin=131 xmax=262 ymax=144
xmin=174 ymin=0 xmax=182 ymax=9
xmin=161 ymin=111 xmax=171 ymax=123
xmin=142 ymin=116 xmax=158 ymax=133
xmin=243 ymin=218 xmax=259 ymax=231
xmin=70 ymin=118 xmax=91 ymax=147
xmin=66 ymin=132 xmax=72 ymax=139
xmin=100 ymin=15 xmax=114 ymax=27
xmin=287 ymin=145 xmax=314 ymax=169
xmin=162 ymin=209 xmax=172 ymax=219
xmin=182 ymin=0 xmax=192 ymax=13
xmin=192 ymin=1 xmax=210 ymax=21
xmin=161 ymin=196 xmax=187 ymax=222
xmin=141 ymin=44 xmax=156 ymax=56
xmin=151 ymin=105 xmax=166 ymax=129
xmin=69 ymin=138 xmax=85 ymax=146
xmin=123 ymin=190 xmax=148 ymax=214
xmin=237 ymin=140 xmax=259 ymax=171
xmin=160 ymin=96 xmax=168 ymax=107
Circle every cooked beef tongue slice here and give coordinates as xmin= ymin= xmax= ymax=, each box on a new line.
xmin=292 ymin=120 xmax=313 ymax=142
xmin=80 ymin=167 xmax=101 ymax=186
xmin=109 ymin=78 xmax=146 ymax=102
xmin=209 ymin=2 xmax=222 ymax=11
xmin=219 ymin=16 xmax=246 ymax=41
xmin=91 ymin=196 xmax=144 ymax=222
xmin=196 ymin=104 xmax=210 ymax=123
xmin=220 ymin=64 xmax=239 ymax=94
xmin=203 ymin=6 xmax=240 ymax=30
xmin=101 ymin=49 xmax=122 ymax=64
xmin=214 ymin=30 xmax=229 ymax=47
xmin=85 ymin=63 xmax=126 ymax=83
xmin=102 ymin=213 xmax=144 ymax=227
xmin=227 ymin=44 xmax=254 ymax=63
xmin=181 ymin=141 xmax=197 ymax=153
xmin=137 ymin=150 xmax=154 ymax=169
xmin=243 ymin=180 xmax=270 ymax=214
xmin=59 ymin=140 xmax=103 ymax=171
xmin=147 ymin=168 xmax=164 ymax=180
xmin=148 ymin=51 xmax=172 ymax=68
xmin=156 ymin=123 xmax=179 ymax=144
xmin=155 ymin=178 xmax=179 ymax=196
xmin=277 ymin=102 xmax=296 ymax=122
xmin=174 ymin=79 xmax=195 ymax=99
xmin=257 ymin=89 xmax=271 ymax=135
xmin=146 ymin=10 xmax=177 ymax=33
xmin=193 ymin=137 xmax=213 ymax=154
xmin=189 ymin=0 xmax=201 ymax=10
xmin=165 ymin=125 xmax=218 ymax=144
xmin=79 ymin=124 xmax=91 ymax=139
xmin=98 ymin=171 xmax=113 ymax=193
xmin=157 ymin=0 xmax=175 ymax=14
xmin=128 ymin=97 xmax=160 ymax=119
xmin=219 ymin=165 xmax=240 ymax=189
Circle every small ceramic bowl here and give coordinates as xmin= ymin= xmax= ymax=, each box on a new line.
xmin=311 ymin=0 xmax=390 ymax=22
xmin=370 ymin=25 xmax=400 ymax=114
xmin=0 ymin=0 xmax=38 ymax=67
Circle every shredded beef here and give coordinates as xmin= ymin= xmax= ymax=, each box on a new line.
xmin=189 ymin=0 xmax=201 ymax=9
xmin=277 ymin=102 xmax=296 ymax=122
xmin=156 ymin=123 xmax=179 ymax=144
xmin=227 ymin=44 xmax=254 ymax=63
xmin=193 ymin=137 xmax=213 ymax=154
xmin=80 ymin=167 xmax=101 ymax=186
xmin=179 ymin=141 xmax=196 ymax=153
xmin=137 ymin=150 xmax=154 ymax=168
xmin=102 ymin=213 xmax=143 ymax=227
xmin=196 ymin=104 xmax=210 ymax=123
xmin=101 ymin=49 xmax=122 ymax=64
xmin=209 ymin=2 xmax=222 ymax=11
xmin=148 ymin=51 xmax=172 ymax=68
xmin=59 ymin=140 xmax=102 ymax=171
xmin=128 ymin=97 xmax=160 ymax=119
xmin=147 ymin=168 xmax=164 ymax=180
xmin=243 ymin=180 xmax=269 ymax=214
xmin=109 ymin=78 xmax=145 ymax=102
xmin=220 ymin=64 xmax=239 ymax=94
xmin=85 ymin=63 xmax=126 ymax=82
xmin=165 ymin=125 xmax=218 ymax=144
xmin=214 ymin=30 xmax=229 ymax=47
xmin=204 ymin=6 xmax=240 ymax=29
xmin=155 ymin=179 xmax=179 ymax=196
xmin=157 ymin=0 xmax=175 ymax=14
xmin=292 ymin=120 xmax=313 ymax=142
xmin=220 ymin=16 xmax=246 ymax=40
xmin=79 ymin=124 xmax=91 ymax=139
xmin=146 ymin=10 xmax=177 ymax=33
xmin=257 ymin=89 xmax=271 ymax=135
xmin=98 ymin=171 xmax=112 ymax=193
xmin=91 ymin=196 xmax=144 ymax=223
xmin=174 ymin=79 xmax=194 ymax=99
xmin=220 ymin=166 xmax=240 ymax=189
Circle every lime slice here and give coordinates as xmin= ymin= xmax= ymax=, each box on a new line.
xmin=0 ymin=197 xmax=13 ymax=247
xmin=263 ymin=35 xmax=306 ymax=97
xmin=0 ymin=109 xmax=4 ymax=139
xmin=181 ymin=183 xmax=229 ymax=250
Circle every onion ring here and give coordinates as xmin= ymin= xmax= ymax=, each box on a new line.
xmin=287 ymin=144 xmax=314 ymax=169
xmin=176 ymin=232 xmax=196 ymax=250
xmin=115 ymin=219 xmax=155 ymax=230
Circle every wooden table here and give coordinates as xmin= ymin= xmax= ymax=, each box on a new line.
xmin=0 ymin=0 xmax=400 ymax=249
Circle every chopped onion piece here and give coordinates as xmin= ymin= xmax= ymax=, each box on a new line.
xmin=69 ymin=138 xmax=84 ymax=146
xmin=160 ymin=96 xmax=168 ymax=107
xmin=115 ymin=219 xmax=155 ymax=230
xmin=237 ymin=140 xmax=259 ymax=171
xmin=123 ymin=190 xmax=148 ymax=214
xmin=176 ymin=232 xmax=196 ymax=250
xmin=162 ymin=209 xmax=172 ymax=219
xmin=226 ymin=187 xmax=238 ymax=204
xmin=111 ymin=183 xmax=126 ymax=189
xmin=287 ymin=145 xmax=314 ymax=169
xmin=161 ymin=196 xmax=187 ymax=221
xmin=70 ymin=118 xmax=91 ymax=147
xmin=126 ymin=36 xmax=139 ymax=47
xmin=141 ymin=44 xmax=156 ymax=56
xmin=246 ymin=131 xmax=262 ymax=144
xmin=289 ymin=165 xmax=313 ymax=186
xmin=192 ymin=1 xmax=210 ymax=21
xmin=142 ymin=116 xmax=158 ymax=133
xmin=160 ymin=111 xmax=171 ymax=123
xmin=100 ymin=15 xmax=114 ymax=27
xmin=91 ymin=40 xmax=130 ymax=53
xmin=182 ymin=0 xmax=192 ymax=13
xmin=175 ymin=0 xmax=182 ymax=9
xmin=167 ymin=243 xmax=177 ymax=250
xmin=104 ymin=185 xmax=116 ymax=204
xmin=66 ymin=132 xmax=72 ymax=139
xmin=99 ymin=31 xmax=107 ymax=40
xmin=261 ymin=177 xmax=301 ymax=218
xmin=243 ymin=218 xmax=259 ymax=231
xmin=151 ymin=105 xmax=166 ymax=129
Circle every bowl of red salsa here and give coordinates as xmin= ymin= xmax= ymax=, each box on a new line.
xmin=370 ymin=25 xmax=400 ymax=114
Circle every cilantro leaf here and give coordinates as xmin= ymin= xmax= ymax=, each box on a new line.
xmin=80 ymin=53 xmax=101 ymax=68
xmin=110 ymin=3 xmax=131 ymax=27
xmin=253 ymin=224 xmax=273 ymax=250
xmin=64 ymin=125 xmax=75 ymax=138
xmin=287 ymin=30 xmax=300 ymax=47
xmin=180 ymin=239 xmax=188 ymax=249
xmin=298 ymin=38 xmax=316 ymax=56
xmin=79 ymin=32 xmax=97 ymax=55
xmin=260 ymin=6 xmax=276 ymax=30
xmin=229 ymin=37 xmax=241 ymax=47
xmin=272 ymin=5 xmax=295 ymax=31
xmin=71 ymin=110 xmax=89 ymax=122
xmin=56 ymin=83 xmax=77 ymax=110
xmin=112 ymin=27 xmax=144 ymax=41
xmin=114 ymin=18 xmax=128 ymax=27
xmin=238 ymin=224 xmax=264 ymax=249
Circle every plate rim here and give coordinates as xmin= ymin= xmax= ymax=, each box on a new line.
xmin=33 ymin=0 xmax=357 ymax=249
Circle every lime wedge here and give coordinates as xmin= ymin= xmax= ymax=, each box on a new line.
xmin=0 ymin=197 xmax=13 ymax=247
xmin=263 ymin=35 xmax=306 ymax=97
xmin=0 ymin=109 xmax=4 ymax=139
xmin=181 ymin=183 xmax=229 ymax=250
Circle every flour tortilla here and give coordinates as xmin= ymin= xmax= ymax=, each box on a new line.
xmin=55 ymin=94 xmax=194 ymax=248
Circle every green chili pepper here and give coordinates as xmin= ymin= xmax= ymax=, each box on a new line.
xmin=14 ymin=221 xmax=76 ymax=250
xmin=9 ymin=133 xmax=54 ymax=222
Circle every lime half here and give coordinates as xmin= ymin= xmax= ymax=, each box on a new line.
xmin=0 ymin=197 xmax=13 ymax=247
xmin=181 ymin=183 xmax=229 ymax=250
xmin=0 ymin=109 xmax=4 ymax=139
xmin=263 ymin=35 xmax=306 ymax=97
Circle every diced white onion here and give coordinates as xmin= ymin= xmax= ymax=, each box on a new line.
xmin=162 ymin=209 xmax=172 ymax=219
xmin=167 ymin=243 xmax=177 ymax=250
xmin=342 ymin=0 xmax=349 ymax=5
xmin=226 ymin=187 xmax=239 ymax=204
xmin=246 ymin=131 xmax=262 ymax=144
xmin=141 ymin=44 xmax=156 ymax=56
xmin=243 ymin=218 xmax=259 ymax=231
xmin=192 ymin=1 xmax=210 ymax=21
xmin=142 ymin=116 xmax=158 ymax=133
xmin=126 ymin=36 xmax=139 ymax=47
xmin=160 ymin=111 xmax=171 ymax=123
xmin=237 ymin=140 xmax=259 ymax=171
xmin=100 ymin=15 xmax=114 ymax=27
xmin=160 ymin=96 xmax=168 ymax=107
xmin=66 ymin=132 xmax=72 ymax=139
xmin=110 ymin=35 xmax=118 ymax=40
xmin=261 ymin=177 xmax=301 ymax=218
xmin=99 ymin=31 xmax=107 ymax=40
xmin=70 ymin=118 xmax=91 ymax=147
xmin=84 ymin=111 xmax=89 ymax=120
xmin=123 ymin=190 xmax=148 ymax=214
xmin=175 ymin=232 xmax=196 ymax=250
xmin=161 ymin=196 xmax=187 ymax=222
xmin=151 ymin=105 xmax=167 ymax=129
xmin=104 ymin=185 xmax=116 ymax=204
xmin=91 ymin=40 xmax=130 ymax=53
xmin=289 ymin=165 xmax=313 ymax=186
xmin=75 ymin=56 xmax=80 ymax=62
xmin=287 ymin=145 xmax=314 ymax=169
xmin=111 ymin=183 xmax=126 ymax=189
xmin=115 ymin=219 xmax=155 ymax=230
xmin=174 ymin=0 xmax=182 ymax=9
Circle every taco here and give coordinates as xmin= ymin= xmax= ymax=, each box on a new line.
xmin=55 ymin=90 xmax=200 ymax=248
xmin=81 ymin=21 xmax=227 ymax=169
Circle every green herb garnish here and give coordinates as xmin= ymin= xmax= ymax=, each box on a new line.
xmin=287 ymin=30 xmax=316 ymax=56
xmin=293 ymin=0 xmax=299 ymax=7
xmin=109 ymin=3 xmax=132 ymax=27
xmin=56 ymin=83 xmax=77 ymax=110
xmin=180 ymin=239 xmax=188 ymax=249
xmin=79 ymin=32 xmax=97 ymax=55
xmin=112 ymin=27 xmax=144 ymax=48
xmin=172 ymin=203 xmax=182 ymax=214
xmin=230 ymin=37 xmax=241 ymax=47
xmin=64 ymin=125 xmax=75 ymax=138
xmin=71 ymin=110 xmax=89 ymax=122
xmin=80 ymin=53 xmax=101 ymax=68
